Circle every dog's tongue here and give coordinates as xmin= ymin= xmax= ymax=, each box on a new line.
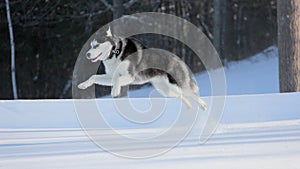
xmin=92 ymin=58 xmax=99 ymax=62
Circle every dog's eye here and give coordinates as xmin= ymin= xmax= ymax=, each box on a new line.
xmin=93 ymin=44 xmax=99 ymax=49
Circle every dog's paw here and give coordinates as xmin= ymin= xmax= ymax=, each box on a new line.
xmin=78 ymin=82 xmax=89 ymax=89
xmin=111 ymin=87 xmax=121 ymax=98
xmin=111 ymin=91 xmax=120 ymax=98
xmin=201 ymin=103 xmax=208 ymax=111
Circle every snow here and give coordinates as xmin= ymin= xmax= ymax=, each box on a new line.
xmin=1 ymin=93 xmax=299 ymax=128
xmin=127 ymin=46 xmax=279 ymax=97
xmin=1 ymin=119 xmax=300 ymax=169
xmin=1 ymin=46 xmax=300 ymax=168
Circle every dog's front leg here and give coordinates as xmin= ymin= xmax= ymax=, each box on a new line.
xmin=111 ymin=74 xmax=134 ymax=97
xmin=78 ymin=74 xmax=113 ymax=89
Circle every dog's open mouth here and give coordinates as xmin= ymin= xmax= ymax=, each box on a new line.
xmin=91 ymin=52 xmax=102 ymax=62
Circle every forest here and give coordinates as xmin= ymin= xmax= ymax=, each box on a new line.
xmin=0 ymin=0 xmax=284 ymax=99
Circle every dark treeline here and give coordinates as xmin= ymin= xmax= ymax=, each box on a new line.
xmin=0 ymin=0 xmax=277 ymax=99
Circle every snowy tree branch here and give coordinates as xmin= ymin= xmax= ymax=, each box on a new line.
xmin=65 ymin=8 xmax=110 ymax=19
xmin=7 ymin=8 xmax=110 ymax=27
xmin=100 ymin=0 xmax=114 ymax=11
xmin=0 ymin=0 xmax=21 ymax=9
xmin=124 ymin=0 xmax=140 ymax=9
xmin=60 ymin=76 xmax=72 ymax=99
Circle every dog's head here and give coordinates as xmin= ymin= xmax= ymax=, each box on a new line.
xmin=86 ymin=27 xmax=115 ymax=62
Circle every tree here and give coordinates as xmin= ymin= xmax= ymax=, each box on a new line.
xmin=0 ymin=0 xmax=279 ymax=99
xmin=278 ymin=0 xmax=300 ymax=92
xmin=100 ymin=0 xmax=139 ymax=97
xmin=213 ymin=0 xmax=225 ymax=60
xmin=5 ymin=0 xmax=18 ymax=99
xmin=113 ymin=0 xmax=128 ymax=97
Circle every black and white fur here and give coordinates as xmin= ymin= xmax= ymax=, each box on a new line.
xmin=78 ymin=27 xmax=207 ymax=110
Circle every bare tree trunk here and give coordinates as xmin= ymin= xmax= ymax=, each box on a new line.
xmin=213 ymin=0 xmax=222 ymax=55
xmin=5 ymin=0 xmax=18 ymax=99
xmin=112 ymin=0 xmax=128 ymax=97
xmin=213 ymin=0 xmax=232 ymax=64
xmin=113 ymin=0 xmax=124 ymax=19
xmin=223 ymin=0 xmax=235 ymax=62
xmin=278 ymin=0 xmax=300 ymax=92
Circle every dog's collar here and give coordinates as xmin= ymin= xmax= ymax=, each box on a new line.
xmin=107 ymin=41 xmax=122 ymax=60
xmin=112 ymin=48 xmax=120 ymax=55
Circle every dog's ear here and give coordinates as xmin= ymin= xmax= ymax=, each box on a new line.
xmin=106 ymin=26 xmax=113 ymax=38
xmin=90 ymin=39 xmax=98 ymax=47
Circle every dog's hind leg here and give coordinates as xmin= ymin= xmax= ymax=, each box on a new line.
xmin=78 ymin=74 xmax=113 ymax=89
xmin=189 ymin=94 xmax=207 ymax=111
xmin=152 ymin=79 xmax=193 ymax=109
xmin=161 ymin=89 xmax=192 ymax=109
xmin=173 ymin=92 xmax=193 ymax=109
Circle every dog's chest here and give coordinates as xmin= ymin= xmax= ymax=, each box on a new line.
xmin=103 ymin=57 xmax=130 ymax=76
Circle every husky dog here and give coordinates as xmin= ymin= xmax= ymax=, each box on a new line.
xmin=78 ymin=27 xmax=207 ymax=110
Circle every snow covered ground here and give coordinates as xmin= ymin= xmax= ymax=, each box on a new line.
xmin=1 ymin=119 xmax=300 ymax=169
xmin=1 ymin=46 xmax=300 ymax=168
